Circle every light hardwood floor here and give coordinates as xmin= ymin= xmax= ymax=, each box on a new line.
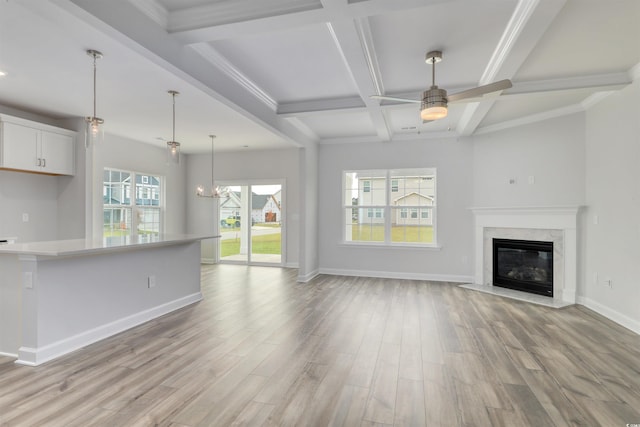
xmin=1 ymin=264 xmax=639 ymax=426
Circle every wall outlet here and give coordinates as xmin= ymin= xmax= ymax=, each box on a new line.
xmin=22 ymin=213 xmax=29 ymax=222
xmin=528 ymin=175 xmax=535 ymax=184
xmin=148 ymin=275 xmax=156 ymax=288
xmin=508 ymin=178 xmax=517 ymax=185
xmin=604 ymin=278 xmax=612 ymax=288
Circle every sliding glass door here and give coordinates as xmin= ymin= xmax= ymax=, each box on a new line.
xmin=218 ymin=182 xmax=283 ymax=265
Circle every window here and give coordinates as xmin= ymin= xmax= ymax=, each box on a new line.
xmin=103 ymin=168 xmax=163 ymax=239
xmin=344 ymin=168 xmax=436 ymax=245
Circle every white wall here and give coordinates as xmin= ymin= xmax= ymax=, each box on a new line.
xmin=582 ymin=76 xmax=640 ymax=333
xmin=90 ymin=133 xmax=187 ymax=238
xmin=0 ymin=170 xmax=59 ymax=242
xmin=0 ymin=106 xmax=83 ymax=242
xmin=472 ymin=113 xmax=586 ymax=207
xmin=318 ymin=138 xmax=474 ymax=281
xmin=186 ymin=148 xmax=300 ymax=267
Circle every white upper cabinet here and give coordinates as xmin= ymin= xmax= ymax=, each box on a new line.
xmin=0 ymin=115 xmax=76 ymax=176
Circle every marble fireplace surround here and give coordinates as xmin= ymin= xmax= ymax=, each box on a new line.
xmin=469 ymin=206 xmax=581 ymax=305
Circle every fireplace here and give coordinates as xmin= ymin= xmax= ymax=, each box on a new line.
xmin=492 ymin=238 xmax=553 ymax=297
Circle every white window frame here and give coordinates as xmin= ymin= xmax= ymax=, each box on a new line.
xmin=103 ymin=168 xmax=164 ymax=239
xmin=343 ymin=168 xmax=437 ymax=247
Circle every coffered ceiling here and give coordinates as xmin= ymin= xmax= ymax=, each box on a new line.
xmin=0 ymin=0 xmax=638 ymax=153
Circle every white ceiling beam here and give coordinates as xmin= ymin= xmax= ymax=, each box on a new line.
xmin=457 ymin=0 xmax=568 ymax=136
xmin=276 ymin=72 xmax=630 ymax=115
xmin=326 ymin=21 xmax=391 ymax=140
xmin=170 ymin=0 xmax=453 ymax=44
xmin=64 ymin=0 xmax=315 ymax=147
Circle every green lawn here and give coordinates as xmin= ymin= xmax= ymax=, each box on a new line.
xmin=221 ymin=232 xmax=281 ymax=257
xmin=351 ymin=224 xmax=434 ymax=243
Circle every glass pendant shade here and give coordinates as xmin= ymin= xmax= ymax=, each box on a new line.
xmin=85 ymin=50 xmax=104 ymax=149
xmin=167 ymin=141 xmax=180 ymax=164
xmin=85 ymin=117 xmax=104 ymax=148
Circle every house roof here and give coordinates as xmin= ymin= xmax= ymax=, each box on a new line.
xmin=1 ymin=1 xmax=639 ymax=152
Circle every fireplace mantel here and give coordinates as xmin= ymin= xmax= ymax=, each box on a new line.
xmin=469 ymin=206 xmax=582 ymax=305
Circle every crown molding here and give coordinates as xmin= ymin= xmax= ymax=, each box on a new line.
xmin=129 ymin=0 xmax=168 ymax=28
xmin=168 ymin=0 xmax=321 ymax=32
xmin=191 ymin=44 xmax=277 ymax=111
xmin=475 ymin=103 xmax=584 ymax=135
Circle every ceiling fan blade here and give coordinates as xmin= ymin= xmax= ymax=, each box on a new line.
xmin=370 ymin=95 xmax=421 ymax=104
xmin=447 ymin=79 xmax=512 ymax=103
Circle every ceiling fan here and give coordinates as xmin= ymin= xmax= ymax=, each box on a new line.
xmin=371 ymin=50 xmax=512 ymax=121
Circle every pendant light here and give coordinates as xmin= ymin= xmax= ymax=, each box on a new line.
xmin=85 ymin=49 xmax=104 ymax=148
xmin=167 ymin=90 xmax=181 ymax=164
xmin=196 ymin=135 xmax=226 ymax=198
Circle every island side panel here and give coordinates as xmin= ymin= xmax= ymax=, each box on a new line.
xmin=0 ymin=254 xmax=21 ymax=357
xmin=18 ymin=241 xmax=202 ymax=366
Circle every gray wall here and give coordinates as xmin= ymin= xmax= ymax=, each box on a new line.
xmin=583 ymin=76 xmax=640 ymax=332
xmin=472 ymin=113 xmax=586 ymax=207
xmin=0 ymin=106 xmax=81 ymax=242
xmin=89 ymin=132 xmax=187 ymax=238
xmin=186 ymin=147 xmax=301 ymax=267
xmin=318 ymin=137 xmax=474 ymax=281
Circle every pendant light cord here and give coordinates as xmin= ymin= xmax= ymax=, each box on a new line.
xmin=93 ymin=55 xmax=97 ymax=117
xmin=210 ymin=135 xmax=216 ymax=188
xmin=172 ymin=92 xmax=176 ymax=142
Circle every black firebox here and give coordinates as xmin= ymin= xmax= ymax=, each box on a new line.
xmin=492 ymin=238 xmax=553 ymax=297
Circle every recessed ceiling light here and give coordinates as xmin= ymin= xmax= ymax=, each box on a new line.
xmin=243 ymin=145 xmax=249 ymax=148
xmin=0 ymin=70 xmax=7 ymax=77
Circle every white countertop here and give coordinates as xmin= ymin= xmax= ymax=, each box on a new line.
xmin=0 ymin=234 xmax=219 ymax=257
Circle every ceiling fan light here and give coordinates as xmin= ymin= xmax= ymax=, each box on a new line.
xmin=421 ymin=105 xmax=447 ymax=121
xmin=420 ymin=87 xmax=448 ymax=120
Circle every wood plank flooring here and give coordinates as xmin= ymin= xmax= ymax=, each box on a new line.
xmin=1 ymin=264 xmax=639 ymax=426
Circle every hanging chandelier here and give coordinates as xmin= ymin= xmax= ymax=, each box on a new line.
xmin=196 ymin=135 xmax=227 ymax=198
xmin=167 ymin=90 xmax=181 ymax=164
xmin=85 ymin=49 xmax=104 ymax=148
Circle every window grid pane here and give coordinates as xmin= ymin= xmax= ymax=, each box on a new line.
xmin=344 ymin=168 xmax=436 ymax=245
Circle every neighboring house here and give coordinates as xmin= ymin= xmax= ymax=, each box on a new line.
xmin=356 ymin=175 xmax=435 ymax=225
xmin=252 ymin=194 xmax=281 ymax=224
xmin=220 ymin=191 xmax=241 ymax=220
xmin=220 ymin=191 xmax=281 ymax=224
xmin=392 ymin=192 xmax=434 ymax=226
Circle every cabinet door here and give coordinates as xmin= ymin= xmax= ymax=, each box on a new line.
xmin=40 ymin=131 xmax=74 ymax=175
xmin=1 ymin=122 xmax=39 ymax=171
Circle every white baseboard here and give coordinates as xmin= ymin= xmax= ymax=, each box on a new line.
xmin=200 ymin=257 xmax=216 ymax=264
xmin=318 ymin=268 xmax=473 ymax=283
xmin=16 ymin=292 xmax=203 ymax=366
xmin=0 ymin=351 xmax=18 ymax=358
xmin=577 ymin=296 xmax=640 ymax=335
xmin=298 ymin=269 xmax=319 ymax=283
xmin=285 ymin=262 xmax=299 ymax=269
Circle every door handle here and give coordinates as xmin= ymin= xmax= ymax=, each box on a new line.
xmin=42 ymin=158 xmax=46 ymax=167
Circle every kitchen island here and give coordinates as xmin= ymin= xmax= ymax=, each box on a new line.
xmin=0 ymin=234 xmax=216 ymax=366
